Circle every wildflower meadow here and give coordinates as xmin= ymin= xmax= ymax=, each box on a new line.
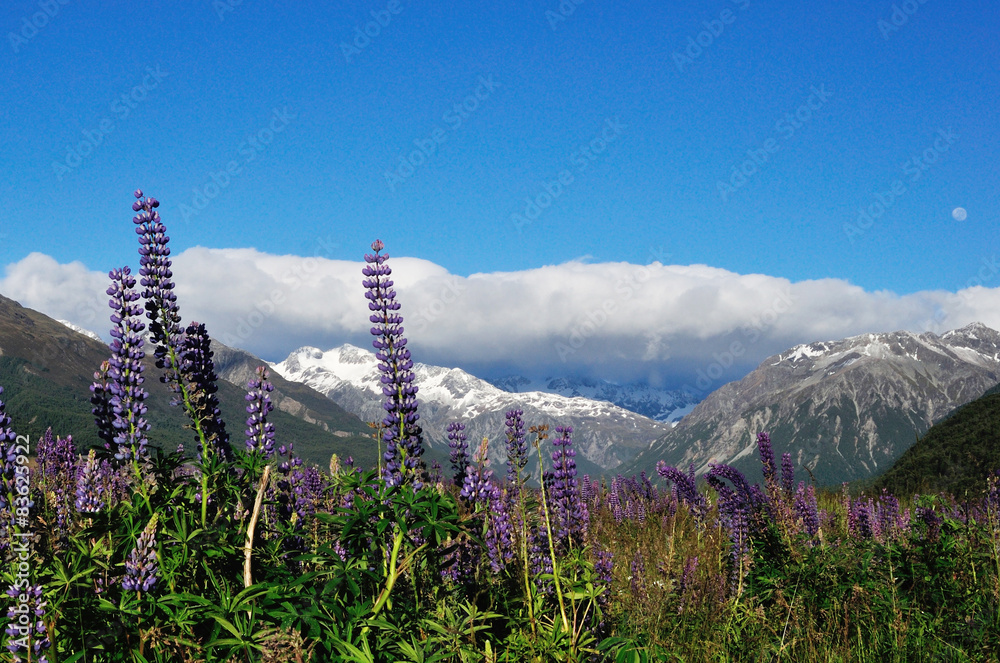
xmin=0 ymin=190 xmax=998 ymax=662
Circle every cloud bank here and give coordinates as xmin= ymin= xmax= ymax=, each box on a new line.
xmin=3 ymin=249 xmax=999 ymax=393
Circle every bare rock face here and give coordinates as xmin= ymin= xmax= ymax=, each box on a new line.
xmin=626 ymin=323 xmax=1000 ymax=485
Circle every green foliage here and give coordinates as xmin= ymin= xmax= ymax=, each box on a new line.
xmin=874 ymin=387 xmax=1000 ymax=496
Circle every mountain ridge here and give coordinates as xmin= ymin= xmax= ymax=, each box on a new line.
xmin=626 ymin=323 xmax=1000 ymax=485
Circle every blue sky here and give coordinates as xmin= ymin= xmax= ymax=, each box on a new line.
xmin=1 ymin=1 xmax=998 ymax=386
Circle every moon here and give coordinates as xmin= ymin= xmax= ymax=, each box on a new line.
xmin=952 ymin=207 xmax=967 ymax=221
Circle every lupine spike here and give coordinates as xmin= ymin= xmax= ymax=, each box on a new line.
xmin=102 ymin=266 xmax=151 ymax=462
xmin=447 ymin=421 xmax=469 ymax=488
xmin=245 ymin=366 xmax=277 ymax=459
xmin=123 ymin=514 xmax=159 ymax=594
xmin=362 ymin=239 xmax=424 ymax=488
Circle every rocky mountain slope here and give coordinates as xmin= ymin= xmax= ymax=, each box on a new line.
xmin=626 ymin=323 xmax=1000 ymax=485
xmin=270 ymin=345 xmax=673 ymax=472
xmin=871 ymin=381 xmax=1000 ymax=496
xmin=488 ymin=375 xmax=699 ymax=424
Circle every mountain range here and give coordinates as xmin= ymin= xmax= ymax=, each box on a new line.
xmin=269 ymin=345 xmax=674 ymax=473
xmin=625 ymin=323 xmax=1000 ymax=485
xmin=487 ymin=375 xmax=699 ymax=424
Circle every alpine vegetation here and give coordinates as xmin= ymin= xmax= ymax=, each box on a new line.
xmin=0 ymin=190 xmax=996 ymax=661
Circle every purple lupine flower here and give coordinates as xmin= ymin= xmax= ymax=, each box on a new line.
xmin=4 ymin=583 xmax=50 ymax=662
xmin=103 ymin=266 xmax=151 ymax=462
xmin=123 ymin=514 xmax=159 ymax=594
xmin=550 ymin=426 xmax=587 ymax=546
xmin=447 ymin=421 xmax=469 ymax=488
xmin=793 ymin=482 xmax=820 ymax=538
xmin=483 ymin=484 xmax=515 ymax=573
xmin=244 ymin=366 xmax=276 ymax=459
xmin=428 ymin=460 xmax=443 ymax=485
xmin=528 ymin=524 xmax=554 ymax=593
xmin=89 ymin=360 xmax=116 ymax=450
xmin=504 ymin=409 xmax=528 ymax=486
xmin=363 ymin=240 xmax=424 ymax=488
xmin=36 ymin=429 xmax=75 ymax=491
xmin=593 ymin=547 xmax=614 ymax=633
xmin=756 ymin=432 xmax=776 ymax=484
xmin=780 ymin=453 xmax=795 ymax=497
xmin=275 ymin=441 xmax=307 ymax=523
xmin=75 ymin=450 xmax=104 ymax=514
xmin=133 ymin=191 xmax=183 ymax=381
xmin=876 ymin=489 xmax=901 ymax=543
xmin=608 ymin=478 xmax=625 ymax=524
xmin=36 ymin=429 xmax=76 ymax=538
xmin=178 ymin=322 xmax=231 ymax=461
xmin=459 ymin=437 xmax=493 ymax=506
xmin=852 ymin=498 xmax=874 ymax=540
xmin=0 ymin=387 xmax=24 ymax=552
xmin=657 ymin=462 xmax=708 ymax=524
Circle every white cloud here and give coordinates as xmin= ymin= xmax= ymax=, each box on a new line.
xmin=2 ymin=249 xmax=998 ymax=390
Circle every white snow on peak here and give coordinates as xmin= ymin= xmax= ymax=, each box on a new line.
xmin=57 ymin=320 xmax=102 ymax=342
xmin=271 ymin=343 xmax=646 ymax=423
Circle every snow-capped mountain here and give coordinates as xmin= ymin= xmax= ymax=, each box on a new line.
xmin=626 ymin=323 xmax=1000 ymax=485
xmin=57 ymin=320 xmax=102 ymax=342
xmin=271 ymin=344 xmax=673 ymax=471
xmin=488 ymin=375 xmax=700 ymax=424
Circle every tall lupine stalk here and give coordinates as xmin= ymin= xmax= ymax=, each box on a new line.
xmin=104 ymin=266 xmax=151 ymax=464
xmin=504 ymin=408 xmax=527 ymax=487
xmin=36 ymin=428 xmax=76 ymax=544
xmin=447 ymin=421 xmax=469 ymax=488
xmin=178 ymin=322 xmax=231 ymax=462
xmin=362 ymin=240 xmax=424 ymax=488
xmin=132 ymin=189 xmax=224 ymax=525
xmin=89 ymin=360 xmax=115 ymax=449
xmin=756 ymin=432 xmax=776 ymax=486
xmin=75 ymin=450 xmax=104 ymax=514
xmin=550 ymin=426 xmax=587 ymax=549
xmin=244 ymin=366 xmax=276 ymax=460
xmin=123 ymin=514 xmax=159 ymax=596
